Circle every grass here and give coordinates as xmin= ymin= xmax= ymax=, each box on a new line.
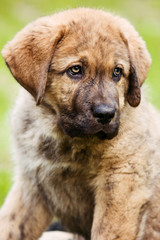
xmin=0 ymin=0 xmax=160 ymax=206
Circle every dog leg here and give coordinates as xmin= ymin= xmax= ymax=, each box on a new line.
xmin=91 ymin=172 xmax=150 ymax=240
xmin=0 ymin=180 xmax=52 ymax=240
xmin=140 ymin=174 xmax=160 ymax=240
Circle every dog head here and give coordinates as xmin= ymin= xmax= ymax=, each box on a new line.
xmin=2 ymin=8 xmax=151 ymax=140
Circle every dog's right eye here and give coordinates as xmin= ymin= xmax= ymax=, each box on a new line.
xmin=67 ymin=65 xmax=83 ymax=79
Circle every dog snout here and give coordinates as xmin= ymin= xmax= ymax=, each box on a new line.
xmin=92 ymin=104 xmax=115 ymax=125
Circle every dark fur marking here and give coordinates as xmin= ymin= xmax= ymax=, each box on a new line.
xmin=19 ymin=223 xmax=26 ymax=240
xmin=57 ymin=140 xmax=72 ymax=157
xmin=38 ymin=135 xmax=57 ymax=160
xmin=106 ymin=182 xmax=115 ymax=192
xmin=73 ymin=149 xmax=89 ymax=164
xmin=7 ymin=232 xmax=13 ymax=240
xmin=61 ymin=168 xmax=72 ymax=179
xmin=115 ymin=235 xmax=120 ymax=239
xmin=23 ymin=116 xmax=33 ymax=132
xmin=10 ymin=213 xmax=16 ymax=221
xmin=41 ymin=101 xmax=57 ymax=115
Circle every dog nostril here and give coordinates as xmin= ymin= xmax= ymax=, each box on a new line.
xmin=92 ymin=104 xmax=115 ymax=124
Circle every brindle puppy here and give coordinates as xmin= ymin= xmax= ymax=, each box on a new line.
xmin=1 ymin=8 xmax=160 ymax=240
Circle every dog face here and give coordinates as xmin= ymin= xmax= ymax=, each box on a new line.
xmin=2 ymin=8 xmax=151 ymax=140
xmin=46 ymin=24 xmax=130 ymax=139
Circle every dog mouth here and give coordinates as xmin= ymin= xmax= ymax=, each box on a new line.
xmin=95 ymin=128 xmax=119 ymax=140
xmin=59 ymin=117 xmax=119 ymax=140
xmin=59 ymin=107 xmax=120 ymax=140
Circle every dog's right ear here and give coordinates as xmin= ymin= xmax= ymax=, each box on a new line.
xmin=2 ymin=18 xmax=65 ymax=104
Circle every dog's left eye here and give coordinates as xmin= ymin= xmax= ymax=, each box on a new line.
xmin=112 ymin=67 xmax=122 ymax=82
xmin=67 ymin=65 xmax=83 ymax=79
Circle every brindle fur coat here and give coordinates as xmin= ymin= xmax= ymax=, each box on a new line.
xmin=1 ymin=8 xmax=160 ymax=240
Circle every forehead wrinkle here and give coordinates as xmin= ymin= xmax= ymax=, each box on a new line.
xmin=51 ymin=26 xmax=130 ymax=74
xmin=54 ymin=56 xmax=81 ymax=67
xmin=51 ymin=54 xmax=89 ymax=72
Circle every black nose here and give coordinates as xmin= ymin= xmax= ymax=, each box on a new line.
xmin=92 ymin=104 xmax=115 ymax=124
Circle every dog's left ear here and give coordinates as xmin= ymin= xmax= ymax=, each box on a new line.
xmin=127 ymin=63 xmax=141 ymax=107
xmin=2 ymin=17 xmax=65 ymax=104
xmin=120 ymin=24 xmax=152 ymax=107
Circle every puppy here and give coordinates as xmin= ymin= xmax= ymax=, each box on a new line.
xmin=1 ymin=7 xmax=160 ymax=240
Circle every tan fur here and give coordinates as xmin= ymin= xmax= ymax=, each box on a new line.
xmin=1 ymin=8 xmax=160 ymax=240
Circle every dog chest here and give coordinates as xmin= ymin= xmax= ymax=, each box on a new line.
xmin=35 ymin=135 xmax=103 ymax=235
xmin=36 ymin=160 xmax=95 ymax=237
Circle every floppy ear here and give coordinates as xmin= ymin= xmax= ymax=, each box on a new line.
xmin=127 ymin=64 xmax=141 ymax=107
xmin=2 ymin=18 xmax=65 ymax=104
xmin=120 ymin=21 xmax=152 ymax=107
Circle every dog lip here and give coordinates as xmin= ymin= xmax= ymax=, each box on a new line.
xmin=59 ymin=113 xmax=119 ymax=139
xmin=96 ymin=124 xmax=119 ymax=140
xmin=96 ymin=131 xmax=108 ymax=140
xmin=96 ymin=130 xmax=117 ymax=140
xmin=60 ymin=122 xmax=119 ymax=139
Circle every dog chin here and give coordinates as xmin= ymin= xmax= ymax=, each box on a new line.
xmin=95 ymin=129 xmax=119 ymax=140
xmin=60 ymin=124 xmax=119 ymax=140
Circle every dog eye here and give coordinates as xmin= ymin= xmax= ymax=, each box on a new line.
xmin=67 ymin=65 xmax=83 ymax=79
xmin=112 ymin=67 xmax=122 ymax=82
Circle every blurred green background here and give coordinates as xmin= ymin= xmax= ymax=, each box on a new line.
xmin=0 ymin=0 xmax=160 ymax=206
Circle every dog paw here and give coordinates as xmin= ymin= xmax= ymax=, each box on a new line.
xmin=39 ymin=231 xmax=76 ymax=240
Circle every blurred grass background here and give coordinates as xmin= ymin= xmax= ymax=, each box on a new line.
xmin=0 ymin=0 xmax=160 ymax=206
